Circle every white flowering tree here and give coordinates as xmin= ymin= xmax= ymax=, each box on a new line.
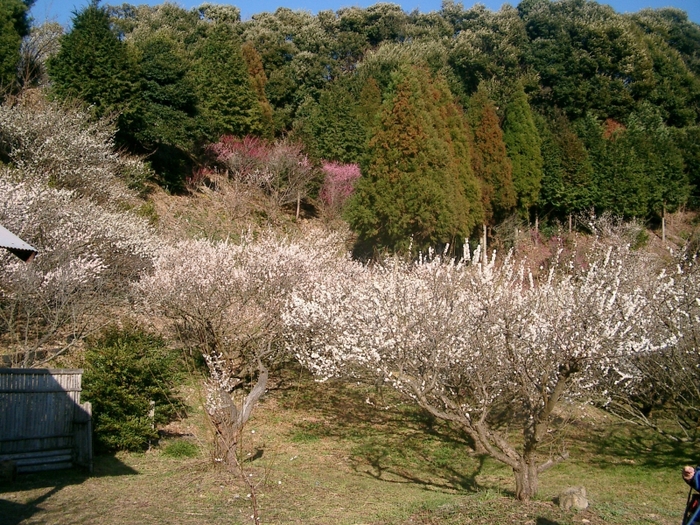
xmin=284 ymin=243 xmax=666 ymax=500
xmin=0 ymin=94 xmax=158 ymax=367
xmin=0 ymin=178 xmax=158 ymax=366
xmin=0 ymin=95 xmax=152 ymax=201
xmin=599 ymin=250 xmax=700 ymax=442
xmin=136 ymin=228 xmax=348 ymax=466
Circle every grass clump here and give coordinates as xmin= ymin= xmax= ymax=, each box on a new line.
xmin=162 ymin=439 xmax=199 ymax=458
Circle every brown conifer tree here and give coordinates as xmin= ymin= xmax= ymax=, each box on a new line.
xmin=346 ymin=64 xmax=482 ymax=255
xmin=241 ymin=42 xmax=274 ymax=138
xmin=468 ymin=84 xmax=516 ymax=226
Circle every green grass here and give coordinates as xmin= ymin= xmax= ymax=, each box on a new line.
xmin=0 ymin=370 xmax=694 ymax=524
xmin=162 ymin=439 xmax=200 ymax=458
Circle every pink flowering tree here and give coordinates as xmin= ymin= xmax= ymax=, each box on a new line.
xmin=207 ymin=135 xmax=318 ymax=218
xmin=207 ymin=135 xmax=269 ymax=184
xmin=319 ymin=162 xmax=361 ymax=216
xmin=284 ymin=241 xmax=670 ymax=500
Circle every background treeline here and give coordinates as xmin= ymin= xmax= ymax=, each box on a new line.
xmin=3 ymin=0 xmax=700 ymax=253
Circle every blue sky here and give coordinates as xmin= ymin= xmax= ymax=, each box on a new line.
xmin=30 ymin=0 xmax=700 ymax=27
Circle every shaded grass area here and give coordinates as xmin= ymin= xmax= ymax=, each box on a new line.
xmin=0 ymin=369 xmax=695 ymax=524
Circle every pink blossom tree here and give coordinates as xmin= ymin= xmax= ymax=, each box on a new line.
xmin=207 ymin=135 xmax=318 ymax=218
xmin=319 ymin=162 xmax=361 ymax=216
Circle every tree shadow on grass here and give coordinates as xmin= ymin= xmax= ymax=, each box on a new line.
xmin=350 ymin=443 xmax=488 ymax=493
xmin=0 ymin=455 xmax=137 ymax=525
xmin=536 ymin=518 xmax=561 ymax=525
xmin=281 ymin=375 xmax=491 ymax=493
xmin=587 ymin=421 xmax=697 ymax=470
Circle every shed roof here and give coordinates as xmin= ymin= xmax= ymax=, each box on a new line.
xmin=0 ymin=224 xmax=38 ymax=262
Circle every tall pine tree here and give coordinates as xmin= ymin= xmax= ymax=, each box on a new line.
xmin=129 ymin=31 xmax=198 ymax=182
xmin=292 ymin=80 xmax=368 ymax=164
xmin=578 ymin=105 xmax=688 ymax=221
xmin=579 ymin=114 xmax=651 ymax=219
xmin=194 ymin=23 xmax=263 ymax=142
xmin=48 ymin=2 xmax=137 ymax=129
xmin=357 ymin=77 xmax=382 ymax=131
xmin=0 ymin=0 xmax=33 ymax=91
xmin=241 ymin=41 xmax=275 ymax=139
xmin=628 ymin=103 xmax=689 ymax=221
xmin=537 ymin=111 xmax=594 ymax=221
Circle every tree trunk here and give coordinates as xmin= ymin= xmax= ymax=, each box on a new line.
xmin=482 ymin=224 xmax=487 ymax=264
xmin=514 ymin=455 xmax=539 ymax=501
xmin=662 ymin=202 xmax=666 ymax=244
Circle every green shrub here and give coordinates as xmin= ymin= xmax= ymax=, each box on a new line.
xmin=162 ymin=439 xmax=199 ymax=458
xmin=136 ymin=200 xmax=159 ymax=226
xmin=631 ymin=228 xmax=649 ymax=250
xmin=83 ymin=325 xmax=184 ymax=453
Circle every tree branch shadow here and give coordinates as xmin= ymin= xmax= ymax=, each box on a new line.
xmin=280 ymin=374 xmax=507 ymax=495
xmin=349 ymin=447 xmax=488 ymax=493
xmin=536 ymin=518 xmax=562 ymax=525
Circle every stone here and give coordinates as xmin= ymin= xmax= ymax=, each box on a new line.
xmin=557 ymin=486 xmax=588 ymax=511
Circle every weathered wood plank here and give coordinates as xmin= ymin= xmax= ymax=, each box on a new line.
xmin=0 ymin=369 xmax=92 ymax=473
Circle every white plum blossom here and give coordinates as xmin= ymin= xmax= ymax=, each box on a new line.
xmin=284 ymin=240 xmax=670 ymax=500
xmin=0 ymin=95 xmax=151 ymax=204
xmin=601 ymin=249 xmax=700 ymax=441
xmin=0 ymin=159 xmax=157 ymax=367
xmin=136 ymin=227 xmax=350 ymax=465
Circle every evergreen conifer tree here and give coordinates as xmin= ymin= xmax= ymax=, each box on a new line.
xmin=503 ymin=84 xmax=543 ymax=219
xmin=194 ymin=23 xmax=263 ymax=141
xmin=468 ymin=85 xmax=516 ymax=225
xmin=241 ymin=42 xmax=275 ymax=139
xmin=676 ymin=126 xmax=700 ymax=207
xmin=47 ymin=2 xmax=137 ymax=128
xmin=0 ymin=0 xmax=33 ymax=91
xmin=579 ymin=105 xmax=688 ymax=220
xmin=537 ymin=111 xmax=593 ymax=221
xmin=357 ymin=77 xmax=382 ymax=131
xmin=346 ymin=64 xmax=481 ymax=255
xmin=580 ymin=115 xmax=651 ymax=219
xmin=128 ymin=32 xmax=198 ymax=182
xmin=293 ymin=81 xmax=367 ymax=164
xmin=627 ymin=103 xmax=689 ymax=220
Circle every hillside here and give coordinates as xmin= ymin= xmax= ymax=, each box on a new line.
xmin=1 ymin=373 xmax=696 ymax=524
xmin=2 ymin=1 xmax=700 ymax=522
xmin=4 ymin=0 xmax=700 ymax=254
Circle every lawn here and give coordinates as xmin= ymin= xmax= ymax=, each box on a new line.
xmin=0 ymin=371 xmax=695 ymax=525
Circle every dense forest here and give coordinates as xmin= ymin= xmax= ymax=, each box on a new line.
xmin=3 ymin=0 xmax=700 ymax=253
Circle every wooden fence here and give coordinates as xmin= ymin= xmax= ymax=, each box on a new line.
xmin=0 ymin=369 xmax=92 ymax=473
